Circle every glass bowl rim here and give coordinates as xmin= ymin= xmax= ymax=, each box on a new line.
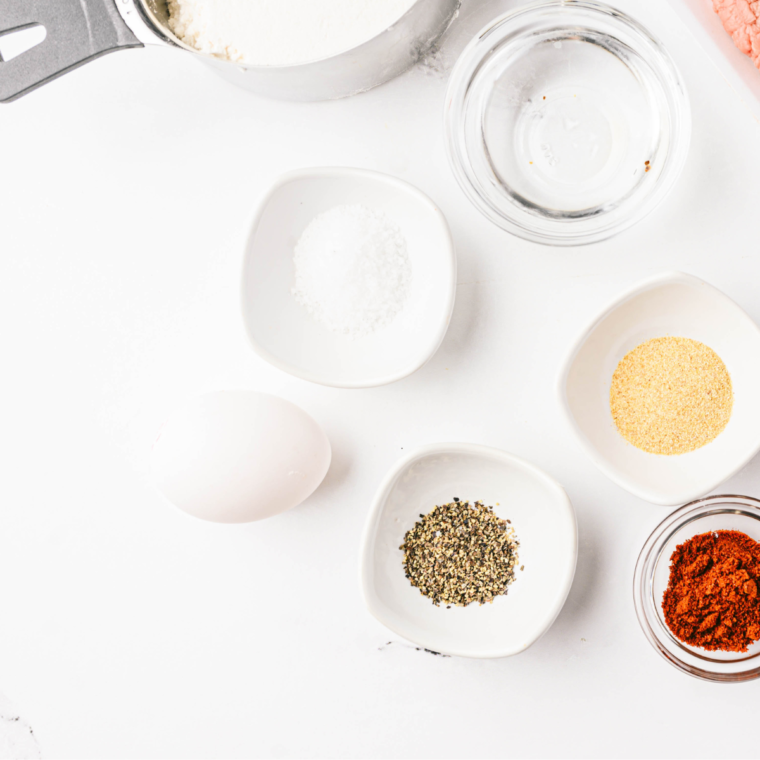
xmin=633 ymin=494 xmax=760 ymax=683
xmin=443 ymin=0 xmax=692 ymax=247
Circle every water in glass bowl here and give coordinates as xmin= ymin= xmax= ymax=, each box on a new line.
xmin=483 ymin=31 xmax=660 ymax=216
xmin=445 ymin=2 xmax=690 ymax=245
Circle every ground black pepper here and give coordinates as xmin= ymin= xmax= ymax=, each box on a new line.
xmin=400 ymin=500 xmax=520 ymax=607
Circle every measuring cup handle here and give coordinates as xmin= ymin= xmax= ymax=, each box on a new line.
xmin=0 ymin=0 xmax=143 ymax=102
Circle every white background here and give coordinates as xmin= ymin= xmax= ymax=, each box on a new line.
xmin=1 ymin=0 xmax=759 ymax=757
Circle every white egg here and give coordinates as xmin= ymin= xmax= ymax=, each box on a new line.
xmin=151 ymin=391 xmax=331 ymax=523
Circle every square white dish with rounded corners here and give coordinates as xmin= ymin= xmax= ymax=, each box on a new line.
xmin=360 ymin=443 xmax=577 ymax=658
xmin=558 ymin=271 xmax=760 ymax=507
xmin=240 ymin=167 xmax=457 ymax=389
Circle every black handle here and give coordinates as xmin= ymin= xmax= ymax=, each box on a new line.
xmin=0 ymin=0 xmax=143 ymax=102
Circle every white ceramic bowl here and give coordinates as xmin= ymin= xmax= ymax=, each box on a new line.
xmin=360 ymin=443 xmax=577 ymax=658
xmin=241 ymin=168 xmax=457 ymax=388
xmin=558 ymin=272 xmax=760 ymax=506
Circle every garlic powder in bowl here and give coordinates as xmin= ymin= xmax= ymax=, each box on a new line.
xmin=610 ymin=337 xmax=733 ymax=455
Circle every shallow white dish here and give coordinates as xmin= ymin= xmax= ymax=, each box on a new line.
xmin=241 ymin=167 xmax=456 ymax=389
xmin=360 ymin=443 xmax=577 ymax=658
xmin=558 ymin=272 xmax=760 ymax=507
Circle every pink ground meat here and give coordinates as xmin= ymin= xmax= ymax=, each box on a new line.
xmin=714 ymin=0 xmax=760 ymax=68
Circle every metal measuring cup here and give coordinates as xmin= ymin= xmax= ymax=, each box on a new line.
xmin=0 ymin=0 xmax=459 ymax=103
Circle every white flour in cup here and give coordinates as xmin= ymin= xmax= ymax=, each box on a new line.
xmin=167 ymin=0 xmax=418 ymax=66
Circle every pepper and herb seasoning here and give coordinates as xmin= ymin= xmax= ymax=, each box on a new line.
xmin=400 ymin=499 xmax=520 ymax=607
xmin=662 ymin=530 xmax=760 ymax=652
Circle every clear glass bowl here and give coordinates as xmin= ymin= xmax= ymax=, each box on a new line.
xmin=634 ymin=495 xmax=760 ymax=682
xmin=444 ymin=1 xmax=691 ymax=246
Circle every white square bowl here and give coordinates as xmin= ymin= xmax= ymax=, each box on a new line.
xmin=240 ymin=167 xmax=456 ymax=388
xmin=558 ymin=272 xmax=760 ymax=506
xmin=360 ymin=443 xmax=577 ymax=658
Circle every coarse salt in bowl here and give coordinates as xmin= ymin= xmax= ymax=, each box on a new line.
xmin=291 ymin=204 xmax=412 ymax=340
xmin=241 ymin=167 xmax=457 ymax=388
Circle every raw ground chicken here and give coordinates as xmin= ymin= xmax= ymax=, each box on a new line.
xmin=714 ymin=0 xmax=760 ymax=68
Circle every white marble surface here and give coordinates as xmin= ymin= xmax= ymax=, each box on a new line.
xmin=0 ymin=694 xmax=40 ymax=760
xmin=1 ymin=0 xmax=759 ymax=757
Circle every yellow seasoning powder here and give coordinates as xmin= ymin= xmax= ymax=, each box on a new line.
xmin=610 ymin=337 xmax=733 ymax=455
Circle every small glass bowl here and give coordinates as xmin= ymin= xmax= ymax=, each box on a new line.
xmin=444 ymin=1 xmax=691 ymax=246
xmin=634 ymin=495 xmax=760 ymax=682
